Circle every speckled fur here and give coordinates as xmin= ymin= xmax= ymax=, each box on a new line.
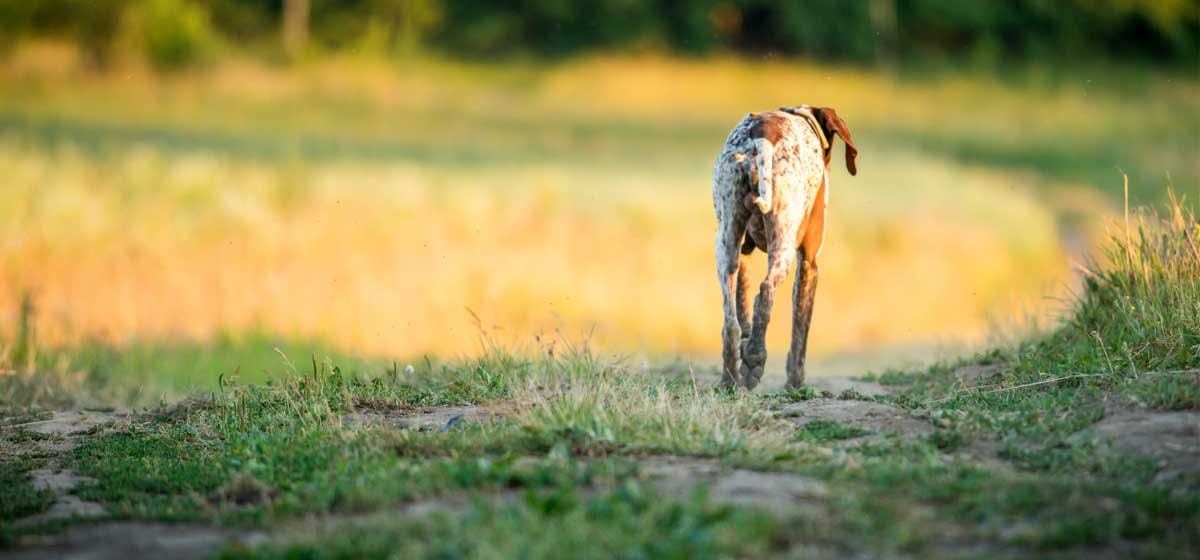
xmin=712 ymin=106 xmax=855 ymax=389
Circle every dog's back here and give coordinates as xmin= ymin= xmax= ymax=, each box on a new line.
xmin=712 ymin=110 xmax=828 ymax=228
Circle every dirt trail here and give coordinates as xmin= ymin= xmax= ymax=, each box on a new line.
xmin=2 ymin=522 xmax=260 ymax=560
xmin=4 ymin=373 xmax=1196 ymax=558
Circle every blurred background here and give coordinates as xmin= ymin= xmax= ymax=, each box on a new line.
xmin=0 ymin=0 xmax=1197 ymax=402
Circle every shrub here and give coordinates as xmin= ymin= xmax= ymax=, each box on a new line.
xmin=125 ymin=0 xmax=218 ymax=70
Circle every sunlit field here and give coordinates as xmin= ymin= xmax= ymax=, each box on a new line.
xmin=2 ymin=43 xmax=1196 ymax=397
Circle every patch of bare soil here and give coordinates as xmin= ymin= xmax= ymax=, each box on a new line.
xmin=1094 ymin=409 xmax=1200 ymax=481
xmin=779 ymin=399 xmax=933 ymax=439
xmin=638 ymin=456 xmax=827 ymax=516
xmin=14 ymin=410 xmax=127 ymax=437
xmin=807 ymin=376 xmax=892 ymax=397
xmin=4 ymin=410 xmax=129 ymax=528
xmin=3 ymin=410 xmax=268 ymax=559
xmin=1 ymin=522 xmax=265 ymax=560
xmin=344 ymin=404 xmax=504 ymax=430
xmin=15 ymin=470 xmax=106 ymax=527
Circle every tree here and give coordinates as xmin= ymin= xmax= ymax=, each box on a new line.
xmin=283 ymin=0 xmax=309 ymax=58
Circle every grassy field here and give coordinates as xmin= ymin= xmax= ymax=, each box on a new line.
xmin=5 ymin=43 xmax=1197 ymax=400
xmin=1 ymin=197 xmax=1195 ymax=558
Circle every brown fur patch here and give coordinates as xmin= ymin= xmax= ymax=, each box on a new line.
xmin=747 ymin=111 xmax=791 ymax=144
xmin=800 ymin=181 xmax=827 ymax=260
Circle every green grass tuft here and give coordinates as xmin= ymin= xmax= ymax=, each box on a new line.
xmin=794 ymin=420 xmax=869 ymax=442
xmin=1023 ymin=190 xmax=1199 ymax=378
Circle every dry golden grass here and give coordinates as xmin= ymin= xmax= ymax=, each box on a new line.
xmin=3 ymin=44 xmax=1161 ymax=372
xmin=0 ymin=140 xmax=1073 ymax=362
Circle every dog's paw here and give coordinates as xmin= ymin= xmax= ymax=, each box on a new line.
xmin=739 ymin=362 xmax=765 ymax=390
xmin=740 ymin=343 xmax=766 ymax=366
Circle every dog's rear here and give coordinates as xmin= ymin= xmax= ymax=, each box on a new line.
xmin=712 ymin=106 xmax=857 ymax=389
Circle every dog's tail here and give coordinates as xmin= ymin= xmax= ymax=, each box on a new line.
xmin=751 ymin=138 xmax=773 ymax=214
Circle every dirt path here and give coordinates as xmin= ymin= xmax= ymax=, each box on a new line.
xmin=3 ymin=374 xmax=1196 ymax=558
xmin=2 ymin=522 xmax=261 ymax=560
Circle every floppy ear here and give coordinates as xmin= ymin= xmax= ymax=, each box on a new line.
xmin=811 ymin=107 xmax=858 ymax=176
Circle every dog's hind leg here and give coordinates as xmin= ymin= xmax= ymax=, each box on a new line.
xmin=714 ymin=157 xmax=751 ymax=389
xmin=786 ymin=251 xmax=819 ymax=388
xmin=715 ymin=214 xmax=748 ymax=389
xmin=740 ymin=220 xmax=798 ymax=390
xmin=787 ymin=182 xmax=827 ymax=388
xmin=735 ymin=250 xmax=753 ymax=338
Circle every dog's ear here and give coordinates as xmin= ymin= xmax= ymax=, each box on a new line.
xmin=811 ymin=107 xmax=858 ymax=176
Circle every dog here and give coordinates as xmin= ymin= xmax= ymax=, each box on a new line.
xmin=712 ymin=105 xmax=857 ymax=389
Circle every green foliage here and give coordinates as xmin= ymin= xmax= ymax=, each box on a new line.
xmin=3 ymin=0 xmax=1197 ymax=67
xmin=125 ymin=0 xmax=219 ymax=70
xmin=0 ymin=0 xmax=127 ymax=66
xmin=433 ymin=0 xmax=660 ymax=57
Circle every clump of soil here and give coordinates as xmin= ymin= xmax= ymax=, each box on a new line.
xmin=950 ymin=363 xmax=1005 ymax=388
xmin=210 ymin=472 xmax=279 ymax=507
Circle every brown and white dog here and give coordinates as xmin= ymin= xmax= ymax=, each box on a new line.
xmin=711 ymin=106 xmax=857 ymax=389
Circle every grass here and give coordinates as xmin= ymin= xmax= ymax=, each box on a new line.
xmin=228 ymin=488 xmax=782 ymax=560
xmin=0 ymin=328 xmax=386 ymax=409
xmin=0 ymin=432 xmax=54 ymax=523
xmin=26 ymin=333 xmax=1191 ymax=557
xmin=2 ymin=349 xmax=1196 ymax=557
xmin=1 ymin=45 xmax=1198 ymax=556
xmin=883 ymin=191 xmax=1199 ymax=405
xmin=4 ymin=193 xmax=1197 ymax=552
xmin=793 ymin=419 xmax=870 ymax=442
xmin=868 ymin=194 xmax=1199 ymax=492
